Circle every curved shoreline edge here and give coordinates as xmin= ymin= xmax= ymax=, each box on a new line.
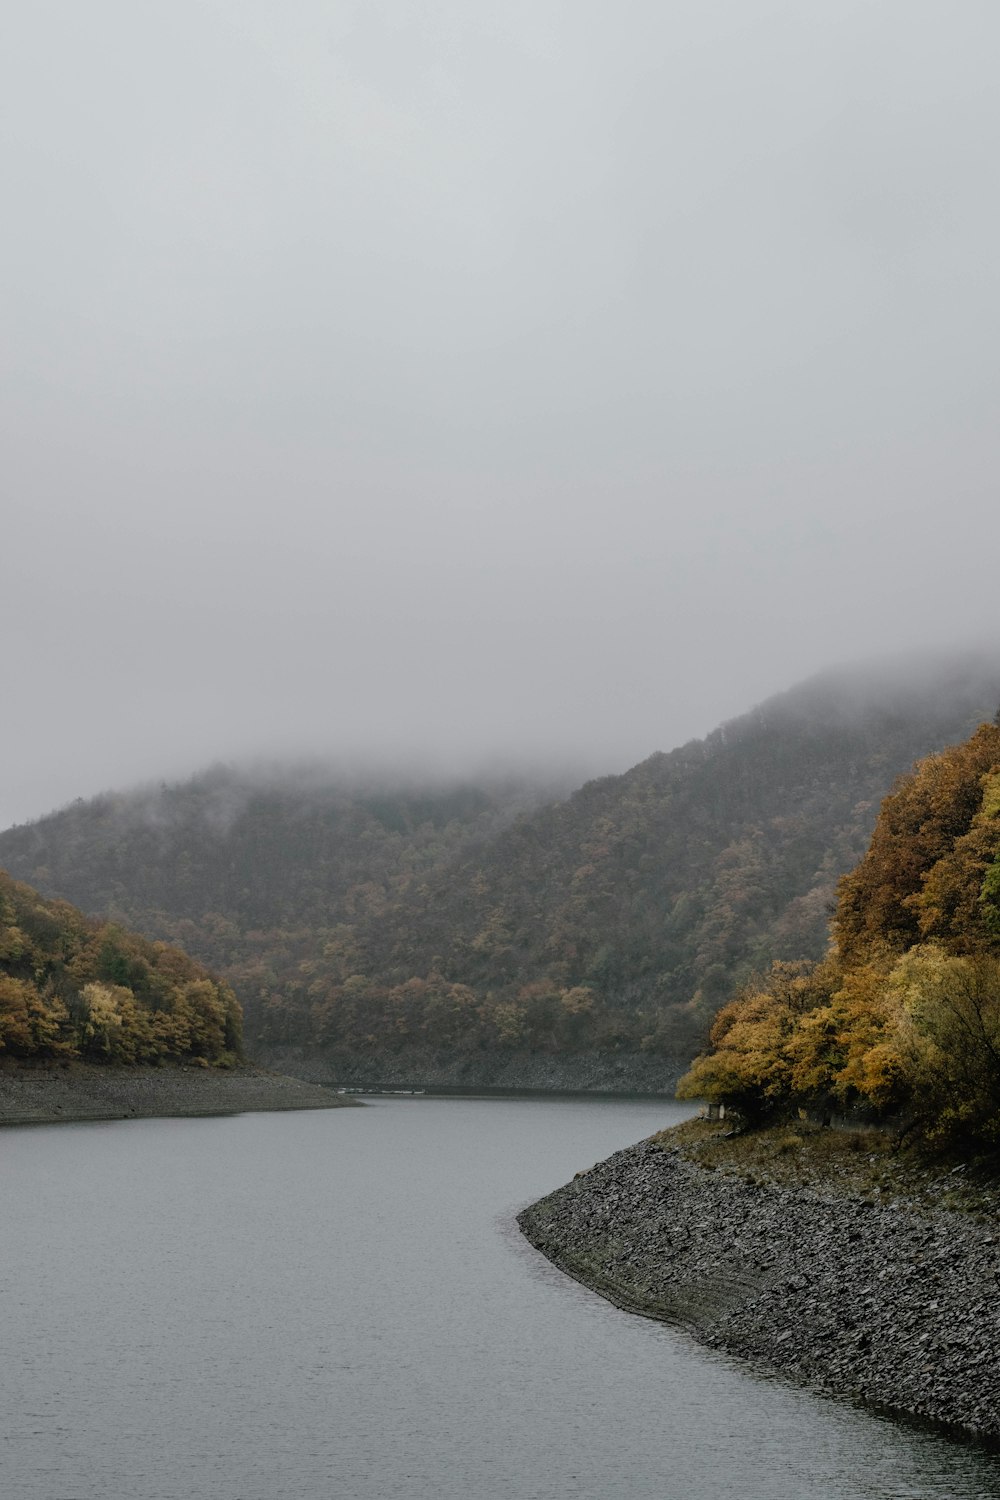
xmin=256 ymin=1043 xmax=685 ymax=1095
xmin=0 ymin=1063 xmax=355 ymax=1127
xmin=517 ymin=1137 xmax=1000 ymax=1449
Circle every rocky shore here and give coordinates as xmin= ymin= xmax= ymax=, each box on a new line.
xmin=518 ymin=1135 xmax=1000 ymax=1446
xmin=257 ymin=1042 xmax=684 ymax=1095
xmin=0 ymin=1062 xmax=354 ymax=1127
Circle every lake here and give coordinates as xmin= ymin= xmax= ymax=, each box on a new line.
xmin=1 ymin=1096 xmax=998 ymax=1499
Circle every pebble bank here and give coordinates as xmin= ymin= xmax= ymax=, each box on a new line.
xmin=259 ymin=1042 xmax=684 ymax=1095
xmin=518 ymin=1138 xmax=1000 ymax=1446
xmin=0 ymin=1063 xmax=352 ymax=1127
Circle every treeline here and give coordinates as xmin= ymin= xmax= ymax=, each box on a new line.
xmin=679 ymin=722 xmax=1000 ymax=1150
xmin=0 ymin=871 xmax=242 ymax=1066
xmin=2 ymin=654 xmax=999 ymax=1070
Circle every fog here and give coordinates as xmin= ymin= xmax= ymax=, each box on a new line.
xmin=3 ymin=1 xmax=999 ymax=829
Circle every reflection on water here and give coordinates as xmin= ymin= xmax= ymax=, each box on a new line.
xmin=1 ymin=1096 xmax=998 ymax=1500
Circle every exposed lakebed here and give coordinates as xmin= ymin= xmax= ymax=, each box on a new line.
xmin=520 ymin=1135 xmax=1000 ymax=1446
xmin=1 ymin=1098 xmax=997 ymax=1499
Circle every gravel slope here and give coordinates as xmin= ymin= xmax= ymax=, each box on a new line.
xmin=0 ymin=1063 xmax=354 ymax=1126
xmin=258 ymin=1043 xmax=684 ymax=1094
xmin=518 ymin=1137 xmax=1000 ymax=1446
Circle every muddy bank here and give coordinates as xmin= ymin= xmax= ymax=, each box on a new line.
xmin=255 ymin=1043 xmax=684 ymax=1096
xmin=0 ymin=1062 xmax=354 ymax=1127
xmin=518 ymin=1137 xmax=1000 ymax=1446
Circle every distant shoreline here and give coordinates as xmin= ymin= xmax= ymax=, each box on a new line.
xmin=0 ymin=1062 xmax=356 ymax=1127
xmin=518 ymin=1130 xmax=1000 ymax=1448
xmin=255 ymin=1042 xmax=684 ymax=1096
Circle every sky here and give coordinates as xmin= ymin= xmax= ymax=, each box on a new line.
xmin=3 ymin=0 xmax=999 ymax=828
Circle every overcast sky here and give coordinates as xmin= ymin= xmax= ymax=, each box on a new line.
xmin=3 ymin=0 xmax=999 ymax=827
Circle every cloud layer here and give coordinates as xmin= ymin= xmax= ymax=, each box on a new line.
xmin=3 ymin=1 xmax=998 ymax=825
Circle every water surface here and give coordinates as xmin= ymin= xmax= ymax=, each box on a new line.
xmin=1 ymin=1097 xmax=998 ymax=1499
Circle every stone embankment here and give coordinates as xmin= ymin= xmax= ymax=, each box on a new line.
xmin=518 ymin=1137 xmax=1000 ymax=1446
xmin=258 ymin=1043 xmax=683 ymax=1096
xmin=0 ymin=1063 xmax=353 ymax=1127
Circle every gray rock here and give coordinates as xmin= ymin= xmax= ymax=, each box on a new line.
xmin=518 ymin=1139 xmax=1000 ymax=1445
xmin=0 ymin=1063 xmax=354 ymax=1126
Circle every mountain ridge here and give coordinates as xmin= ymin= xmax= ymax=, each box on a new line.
xmin=3 ymin=648 xmax=998 ymax=1084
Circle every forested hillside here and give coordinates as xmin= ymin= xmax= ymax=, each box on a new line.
xmin=679 ymin=718 xmax=1000 ymax=1149
xmin=2 ymin=652 xmax=998 ymax=1079
xmin=0 ymin=871 xmax=242 ymax=1066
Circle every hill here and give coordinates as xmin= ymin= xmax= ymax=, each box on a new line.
xmin=2 ymin=650 xmax=998 ymax=1087
xmin=0 ymin=869 xmax=242 ymax=1067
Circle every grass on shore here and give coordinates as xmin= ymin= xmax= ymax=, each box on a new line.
xmin=652 ymin=1118 xmax=1000 ymax=1221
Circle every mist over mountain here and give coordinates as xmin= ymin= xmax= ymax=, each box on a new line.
xmin=2 ymin=651 xmax=998 ymax=1086
xmin=5 ymin=5 xmax=1000 ymax=840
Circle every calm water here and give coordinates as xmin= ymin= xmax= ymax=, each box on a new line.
xmin=2 ymin=1096 xmax=999 ymax=1500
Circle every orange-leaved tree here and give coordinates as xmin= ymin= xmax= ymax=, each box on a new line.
xmin=678 ymin=719 xmax=1000 ymax=1147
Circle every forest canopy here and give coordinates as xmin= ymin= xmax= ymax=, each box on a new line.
xmin=678 ymin=722 xmax=1000 ymax=1149
xmin=0 ymin=871 xmax=242 ymax=1066
xmin=1 ymin=659 xmax=998 ymax=1073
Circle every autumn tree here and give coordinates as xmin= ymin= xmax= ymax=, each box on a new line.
xmin=680 ymin=719 xmax=1000 ymax=1151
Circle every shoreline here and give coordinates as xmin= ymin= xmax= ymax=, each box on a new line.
xmin=255 ymin=1042 xmax=684 ymax=1096
xmin=0 ymin=1062 xmax=356 ymax=1127
xmin=517 ymin=1134 xmax=1000 ymax=1448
